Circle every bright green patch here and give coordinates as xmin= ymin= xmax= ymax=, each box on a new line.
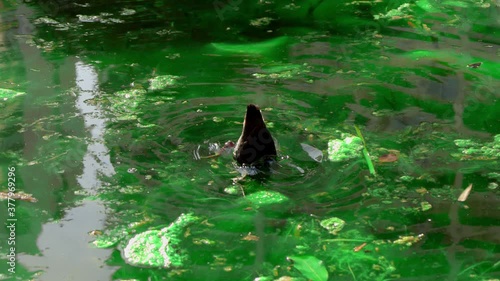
xmin=289 ymin=255 xmax=328 ymax=281
xmin=320 ymin=217 xmax=346 ymax=235
xmin=327 ymin=134 xmax=363 ymax=162
xmin=122 ymin=213 xmax=201 ymax=268
xmin=0 ymin=88 xmax=25 ymax=100
xmin=442 ymin=0 xmax=470 ymax=8
xmin=108 ymin=88 xmax=146 ymax=120
xmin=415 ymin=0 xmax=441 ymax=12
xmin=453 ymin=134 xmax=500 ymax=160
xmin=148 ymin=75 xmax=179 ymax=91
xmin=241 ymin=190 xmax=290 ymax=209
xmin=374 ymin=3 xmax=412 ymax=20
xmin=420 ymin=201 xmax=432 ymax=211
xmin=93 ymin=224 xmax=137 ymax=249
xmin=210 ymin=36 xmax=288 ymax=55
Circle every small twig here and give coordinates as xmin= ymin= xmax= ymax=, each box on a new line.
xmin=348 ymin=263 xmax=357 ymax=281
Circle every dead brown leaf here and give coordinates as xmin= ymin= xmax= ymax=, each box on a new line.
xmin=416 ymin=187 xmax=428 ymax=195
xmin=242 ymin=233 xmax=260 ymax=241
xmin=88 ymin=230 xmax=103 ymax=236
xmin=353 ymin=242 xmax=367 ymax=252
xmin=379 ymin=153 xmax=398 ymax=163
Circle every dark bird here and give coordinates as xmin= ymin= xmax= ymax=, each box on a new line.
xmin=233 ymin=104 xmax=277 ymax=165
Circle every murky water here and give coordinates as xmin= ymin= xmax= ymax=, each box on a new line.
xmin=1 ymin=1 xmax=499 ymax=280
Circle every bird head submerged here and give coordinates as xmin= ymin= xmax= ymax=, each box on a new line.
xmin=233 ymin=104 xmax=277 ymax=165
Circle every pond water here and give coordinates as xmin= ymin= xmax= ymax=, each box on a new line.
xmin=0 ymin=1 xmax=499 ymax=280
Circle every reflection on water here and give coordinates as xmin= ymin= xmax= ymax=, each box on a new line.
xmin=19 ymin=60 xmax=117 ymax=280
xmin=75 ymin=61 xmax=115 ymax=188
xmin=18 ymin=201 xmax=115 ymax=281
xmin=10 ymin=6 xmax=117 ymax=278
xmin=1 ymin=1 xmax=499 ymax=280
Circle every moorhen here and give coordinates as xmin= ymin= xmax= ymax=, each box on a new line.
xmin=233 ymin=104 xmax=277 ymax=165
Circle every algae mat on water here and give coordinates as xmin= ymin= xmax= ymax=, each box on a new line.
xmin=122 ymin=213 xmax=201 ymax=268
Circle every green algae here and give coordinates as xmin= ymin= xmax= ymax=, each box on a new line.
xmin=320 ymin=217 xmax=346 ymax=235
xmin=327 ymin=135 xmax=364 ymax=162
xmin=148 ymin=75 xmax=179 ymax=91
xmin=374 ymin=3 xmax=412 ymax=20
xmin=253 ymin=63 xmax=311 ymax=80
xmin=242 ymin=190 xmax=290 ymax=208
xmin=453 ymin=134 xmax=500 ymax=160
xmin=0 ymin=88 xmax=25 ymax=100
xmin=122 ymin=213 xmax=201 ymax=268
xmin=420 ymin=201 xmax=432 ymax=211
xmin=108 ymin=88 xmax=146 ymax=120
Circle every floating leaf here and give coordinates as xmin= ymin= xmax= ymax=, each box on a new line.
xmin=353 ymin=242 xmax=367 ymax=252
xmin=241 ymin=233 xmax=259 ymax=241
xmin=0 ymin=88 xmax=25 ymax=100
xmin=320 ymin=217 xmax=346 ymax=235
xmin=210 ymin=36 xmax=288 ymax=55
xmin=88 ymin=230 xmax=103 ymax=236
xmin=467 ymin=62 xmax=482 ymax=69
xmin=288 ymin=255 xmax=328 ymax=281
xmin=212 ymin=116 xmax=224 ymax=123
xmin=487 ymin=182 xmax=498 ymax=190
xmin=457 ymin=183 xmax=473 ymax=202
xmin=300 ymin=143 xmax=323 ymax=162
xmin=416 ymin=187 xmax=428 ymax=194
xmin=421 ymin=201 xmax=432 ymax=211
xmin=379 ymin=153 xmax=398 ymax=163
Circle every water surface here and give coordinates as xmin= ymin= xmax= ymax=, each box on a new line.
xmin=0 ymin=1 xmax=499 ymax=280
